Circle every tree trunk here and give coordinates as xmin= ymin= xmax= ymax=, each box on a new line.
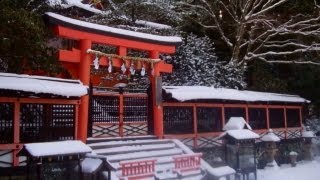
xmin=230 ymin=22 xmax=245 ymax=65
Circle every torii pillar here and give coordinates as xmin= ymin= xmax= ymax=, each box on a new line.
xmin=150 ymin=50 xmax=163 ymax=138
xmin=78 ymin=39 xmax=92 ymax=141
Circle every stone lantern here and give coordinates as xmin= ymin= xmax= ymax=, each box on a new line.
xmin=301 ymin=127 xmax=315 ymax=161
xmin=260 ymin=129 xmax=280 ymax=168
xmin=223 ymin=117 xmax=259 ymax=180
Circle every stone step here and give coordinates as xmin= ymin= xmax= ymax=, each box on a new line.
xmin=89 ymin=139 xmax=173 ymax=150
xmin=93 ymin=143 xmax=176 ymax=156
xmin=107 ymin=148 xmax=183 ymax=162
xmin=86 ymin=135 xmax=157 ymax=144
xmin=155 ymin=170 xmax=203 ymax=180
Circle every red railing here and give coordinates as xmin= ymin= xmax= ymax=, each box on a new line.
xmin=120 ymin=159 xmax=157 ymax=180
xmin=173 ymin=153 xmax=202 ymax=173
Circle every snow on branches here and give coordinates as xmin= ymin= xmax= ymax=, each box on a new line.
xmin=180 ymin=0 xmax=320 ymax=67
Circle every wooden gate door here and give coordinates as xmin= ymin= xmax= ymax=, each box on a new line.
xmin=89 ymin=91 xmax=149 ymax=137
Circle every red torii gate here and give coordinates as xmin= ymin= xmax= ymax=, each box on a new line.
xmin=44 ymin=12 xmax=181 ymax=142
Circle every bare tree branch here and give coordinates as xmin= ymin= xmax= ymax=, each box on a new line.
xmin=181 ymin=0 xmax=320 ymax=67
xmin=315 ymin=0 xmax=320 ymax=9
xmin=250 ymin=0 xmax=289 ymax=20
xmin=261 ymin=59 xmax=320 ymax=66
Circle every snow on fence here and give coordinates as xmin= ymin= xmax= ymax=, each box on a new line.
xmin=172 ymin=153 xmax=202 ymax=174
xmin=119 ymin=159 xmax=157 ymax=179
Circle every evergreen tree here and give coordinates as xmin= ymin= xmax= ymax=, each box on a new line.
xmin=163 ymin=33 xmax=246 ymax=89
xmin=0 ymin=0 xmax=62 ymax=74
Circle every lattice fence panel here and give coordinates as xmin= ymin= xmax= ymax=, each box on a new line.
xmin=197 ymin=136 xmax=224 ymax=148
xmin=197 ymin=107 xmax=222 ymax=133
xmin=124 ymin=96 xmax=148 ymax=122
xmin=123 ymin=123 xmax=148 ymax=136
xmin=20 ymin=104 xmax=75 ymax=143
xmin=20 ymin=104 xmax=43 ymax=143
xmin=163 ymin=106 xmax=193 ymax=134
xmin=180 ymin=138 xmax=194 ymax=149
xmin=91 ymin=96 xmax=119 ymax=123
xmin=92 ymin=124 xmax=119 ymax=137
xmin=273 ymin=130 xmax=286 ymax=139
xmin=0 ymin=103 xmax=13 ymax=144
xmin=0 ymin=150 xmax=13 ymax=167
xmin=287 ymin=129 xmax=301 ymax=139
xmin=52 ymin=104 xmax=75 ymax=140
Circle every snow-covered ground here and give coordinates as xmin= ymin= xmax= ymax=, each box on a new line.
xmin=256 ymin=156 xmax=320 ymax=180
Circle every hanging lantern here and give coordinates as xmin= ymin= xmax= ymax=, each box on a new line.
xmin=129 ymin=63 xmax=135 ymax=75
xmin=121 ymin=62 xmax=126 ymax=74
xmin=141 ymin=64 xmax=146 ymax=76
xmin=108 ymin=57 xmax=112 ymax=73
xmin=93 ymin=55 xmax=99 ymax=70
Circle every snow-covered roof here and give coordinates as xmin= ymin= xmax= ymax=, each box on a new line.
xmin=223 ymin=117 xmax=252 ymax=131
xmin=261 ymin=129 xmax=281 ymax=142
xmin=24 ymin=140 xmax=92 ymax=157
xmin=207 ymin=166 xmax=236 ymax=177
xmin=163 ymin=86 xmax=309 ymax=103
xmin=0 ymin=73 xmax=88 ymax=97
xmin=224 ymin=129 xmax=260 ymax=140
xmin=44 ymin=12 xmax=182 ymax=46
xmin=302 ymin=130 xmax=315 ymax=138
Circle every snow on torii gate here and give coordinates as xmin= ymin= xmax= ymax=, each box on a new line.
xmin=44 ymin=12 xmax=182 ymax=142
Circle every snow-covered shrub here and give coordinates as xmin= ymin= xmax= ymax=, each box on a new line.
xmin=306 ymin=117 xmax=320 ymax=156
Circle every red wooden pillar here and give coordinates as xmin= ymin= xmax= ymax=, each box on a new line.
xmin=299 ymin=107 xmax=303 ymax=135
xmin=149 ymin=50 xmax=163 ymax=138
xmin=284 ymin=107 xmax=287 ymax=139
xmin=266 ymin=106 xmax=270 ymax=129
xmin=78 ymin=39 xmax=92 ymax=142
xmin=193 ymin=105 xmax=198 ymax=148
xmin=245 ymin=105 xmax=249 ymax=122
xmin=119 ymin=93 xmax=124 ymax=137
xmin=221 ymin=105 xmax=225 ymax=128
xmin=13 ymin=102 xmax=20 ymax=166
xmin=118 ymin=46 xmax=127 ymax=137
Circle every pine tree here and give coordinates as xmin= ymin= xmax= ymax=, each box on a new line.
xmin=0 ymin=0 xmax=62 ymax=74
xmin=163 ymin=33 xmax=246 ymax=89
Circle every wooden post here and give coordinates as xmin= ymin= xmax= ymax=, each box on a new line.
xmin=119 ymin=93 xmax=124 ymax=137
xmin=149 ymin=50 xmax=163 ymax=138
xmin=13 ymin=101 xmax=20 ymax=166
xmin=245 ymin=105 xmax=249 ymax=122
xmin=222 ymin=105 xmax=225 ymax=129
xmin=193 ymin=105 xmax=198 ymax=148
xmin=266 ymin=106 xmax=270 ymax=129
xmin=299 ymin=107 xmax=303 ymax=135
xmin=118 ymin=46 xmax=127 ymax=137
xmin=284 ymin=107 xmax=287 ymax=139
xmin=78 ymin=39 xmax=92 ymax=142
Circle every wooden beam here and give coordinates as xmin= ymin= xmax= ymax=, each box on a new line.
xmin=0 ymin=98 xmax=80 ymax=104
xmin=58 ymin=48 xmax=81 ymax=63
xmin=55 ymin=26 xmax=177 ymax=53
xmin=0 ymin=144 xmax=22 ymax=150
xmin=157 ymin=61 xmax=172 ymax=73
